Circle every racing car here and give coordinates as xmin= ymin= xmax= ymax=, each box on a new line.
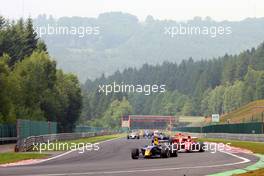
xmin=131 ymin=136 xmax=178 ymax=159
xmin=127 ymin=130 xmax=140 ymax=139
xmin=170 ymin=133 xmax=205 ymax=152
xmin=151 ymin=130 xmax=170 ymax=142
xmin=142 ymin=130 xmax=153 ymax=138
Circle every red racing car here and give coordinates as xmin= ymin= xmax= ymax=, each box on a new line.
xmin=170 ymin=133 xmax=205 ymax=152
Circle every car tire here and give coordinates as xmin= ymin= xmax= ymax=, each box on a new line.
xmin=131 ymin=148 xmax=139 ymax=159
xmin=170 ymin=144 xmax=178 ymax=157
xmin=169 ymin=138 xmax=173 ymax=145
xmin=161 ymin=148 xmax=170 ymax=158
xmin=172 ymin=150 xmax=178 ymax=157
xmin=199 ymin=142 xmax=205 ymax=152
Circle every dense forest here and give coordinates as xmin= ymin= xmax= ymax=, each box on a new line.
xmin=1 ymin=15 xmax=264 ymax=131
xmin=81 ymin=42 xmax=264 ymax=128
xmin=34 ymin=13 xmax=264 ymax=82
xmin=0 ymin=16 xmax=82 ymax=132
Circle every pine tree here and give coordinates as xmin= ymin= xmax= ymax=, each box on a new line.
xmin=23 ymin=18 xmax=38 ymax=57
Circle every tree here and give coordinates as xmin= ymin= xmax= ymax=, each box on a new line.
xmin=0 ymin=16 xmax=6 ymax=29
xmin=0 ymin=17 xmax=39 ymax=66
xmin=55 ymin=71 xmax=82 ymax=132
xmin=36 ymin=40 xmax=48 ymax=53
xmin=256 ymin=73 xmax=264 ymax=99
xmin=100 ymin=97 xmax=132 ymax=129
xmin=0 ymin=54 xmax=15 ymax=123
xmin=182 ymin=99 xmax=194 ymax=115
xmin=22 ymin=18 xmax=38 ymax=57
xmin=223 ymin=81 xmax=244 ymax=113
xmin=0 ymin=16 xmax=83 ymax=132
xmin=243 ymin=67 xmax=261 ymax=103
xmin=9 ymin=52 xmax=57 ymax=121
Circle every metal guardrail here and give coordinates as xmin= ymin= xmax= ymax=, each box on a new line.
xmin=189 ymin=133 xmax=264 ymax=142
xmin=15 ymin=131 xmax=117 ymax=152
xmin=0 ymin=137 xmax=17 ymax=141
xmin=175 ymin=122 xmax=264 ymax=134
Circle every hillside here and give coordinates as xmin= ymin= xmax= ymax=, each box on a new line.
xmin=34 ymin=13 xmax=264 ymax=82
xmin=221 ymin=100 xmax=264 ymax=123
xmin=80 ymin=42 xmax=264 ymax=127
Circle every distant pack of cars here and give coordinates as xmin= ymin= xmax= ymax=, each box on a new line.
xmin=127 ymin=130 xmax=140 ymax=139
xmin=129 ymin=130 xmax=205 ymax=159
xmin=127 ymin=129 xmax=170 ymax=140
xmin=142 ymin=130 xmax=153 ymax=138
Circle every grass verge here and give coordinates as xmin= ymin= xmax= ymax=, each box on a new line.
xmin=235 ymin=168 xmax=264 ymax=176
xmin=198 ymin=138 xmax=264 ymax=154
xmin=198 ymin=138 xmax=264 ymax=175
xmin=0 ymin=152 xmax=48 ymax=164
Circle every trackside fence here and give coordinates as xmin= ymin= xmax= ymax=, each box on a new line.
xmin=17 ymin=119 xmax=57 ymax=139
xmin=0 ymin=124 xmax=17 ymax=143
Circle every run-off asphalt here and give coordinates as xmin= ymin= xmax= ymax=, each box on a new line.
xmin=0 ymin=138 xmax=259 ymax=176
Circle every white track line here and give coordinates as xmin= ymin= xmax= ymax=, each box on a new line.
xmin=221 ymin=150 xmax=250 ymax=163
xmin=0 ymin=137 xmax=124 ymax=167
xmin=23 ymin=150 xmax=251 ymax=176
xmin=38 ymin=137 xmax=123 ymax=164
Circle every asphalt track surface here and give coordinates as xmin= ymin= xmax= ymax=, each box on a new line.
xmin=0 ymin=138 xmax=259 ymax=176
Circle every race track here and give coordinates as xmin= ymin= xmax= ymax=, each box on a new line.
xmin=0 ymin=138 xmax=259 ymax=176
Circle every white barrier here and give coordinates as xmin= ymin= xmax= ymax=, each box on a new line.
xmin=15 ymin=131 xmax=116 ymax=152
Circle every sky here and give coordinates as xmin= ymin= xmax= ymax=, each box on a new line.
xmin=0 ymin=0 xmax=264 ymax=21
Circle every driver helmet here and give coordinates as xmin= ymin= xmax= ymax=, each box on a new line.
xmin=153 ymin=136 xmax=159 ymax=145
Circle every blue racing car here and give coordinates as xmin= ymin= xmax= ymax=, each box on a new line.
xmin=131 ymin=136 xmax=178 ymax=159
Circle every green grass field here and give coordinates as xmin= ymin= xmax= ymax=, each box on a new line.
xmin=198 ymin=138 xmax=264 ymax=154
xmin=236 ymin=168 xmax=264 ymax=176
xmin=0 ymin=152 xmax=48 ymax=164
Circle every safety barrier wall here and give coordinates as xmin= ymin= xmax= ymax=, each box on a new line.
xmin=175 ymin=122 xmax=264 ymax=134
xmin=188 ymin=133 xmax=264 ymax=142
xmin=15 ymin=131 xmax=117 ymax=152
xmin=173 ymin=126 xmax=202 ymax=133
xmin=202 ymin=122 xmax=263 ymax=134
xmin=74 ymin=126 xmax=107 ymax=133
